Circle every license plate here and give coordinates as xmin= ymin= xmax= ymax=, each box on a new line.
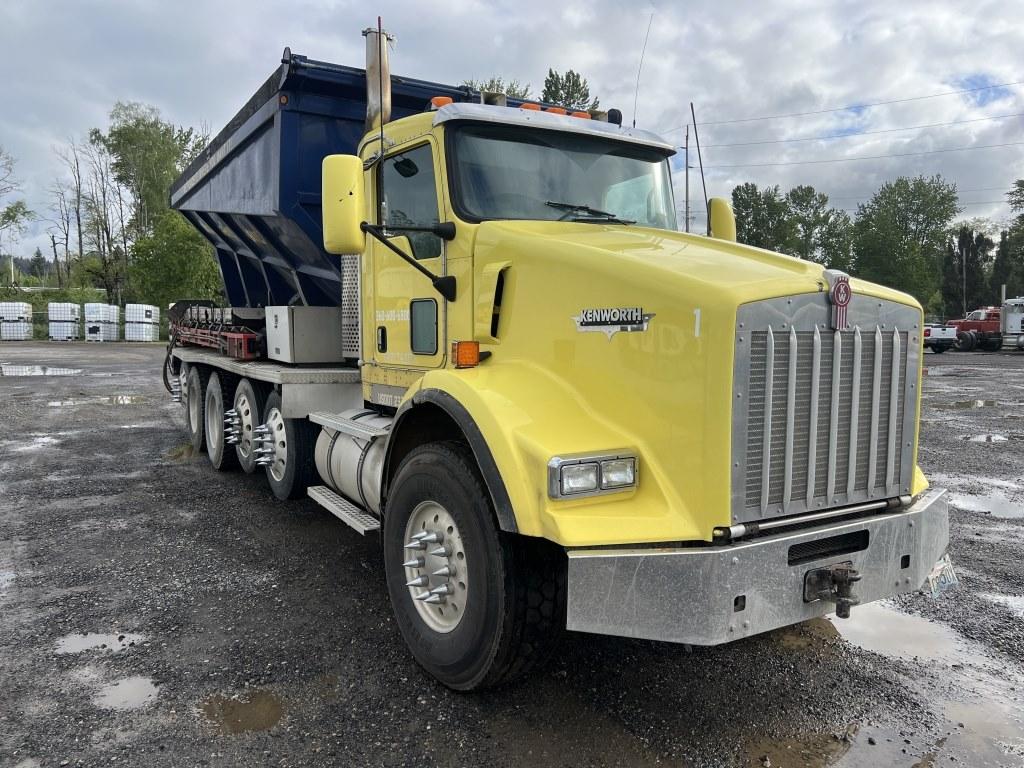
xmin=926 ymin=554 xmax=958 ymax=598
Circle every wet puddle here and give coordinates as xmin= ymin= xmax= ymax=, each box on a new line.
xmin=8 ymin=435 xmax=59 ymax=453
xmin=831 ymin=601 xmax=965 ymax=663
xmin=93 ymin=676 xmax=158 ymax=710
xmin=0 ymin=570 xmax=14 ymax=591
xmin=47 ymin=394 xmax=146 ymax=407
xmin=980 ymin=593 xmax=1024 ymax=618
xmin=0 ymin=364 xmax=83 ymax=376
xmin=965 ymin=433 xmax=1023 ymax=443
xmin=56 ymin=632 xmax=145 ymax=654
xmin=831 ymin=601 xmax=1024 ymax=766
xmin=948 ymin=490 xmax=1023 ymax=518
xmin=164 ymin=443 xmax=196 ymax=460
xmin=935 ymin=399 xmax=998 ymax=409
xmin=747 ymin=727 xmax=857 ymax=768
xmin=201 ymin=691 xmax=284 ymax=734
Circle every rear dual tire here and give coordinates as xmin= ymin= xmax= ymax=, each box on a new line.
xmin=205 ymin=371 xmax=240 ymax=471
xmin=262 ymin=390 xmax=318 ymax=501
xmin=185 ymin=365 xmax=210 ymax=453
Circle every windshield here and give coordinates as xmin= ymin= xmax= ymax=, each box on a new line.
xmin=450 ymin=123 xmax=677 ymax=230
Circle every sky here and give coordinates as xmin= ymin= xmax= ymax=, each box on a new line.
xmin=1 ymin=0 xmax=1022 ymax=258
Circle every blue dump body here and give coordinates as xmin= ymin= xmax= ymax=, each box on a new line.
xmin=171 ymin=50 xmax=518 ymax=307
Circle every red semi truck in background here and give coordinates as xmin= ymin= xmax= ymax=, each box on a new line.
xmin=947 ymin=300 xmax=1024 ymax=352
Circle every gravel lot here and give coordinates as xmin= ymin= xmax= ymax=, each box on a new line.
xmin=1 ymin=341 xmax=1023 ymax=768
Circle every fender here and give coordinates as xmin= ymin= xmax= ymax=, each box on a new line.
xmin=383 ymin=387 xmax=518 ymax=532
xmin=382 ymin=364 xmax=696 ymax=547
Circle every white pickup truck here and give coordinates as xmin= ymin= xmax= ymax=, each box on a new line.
xmin=924 ymin=324 xmax=957 ymax=353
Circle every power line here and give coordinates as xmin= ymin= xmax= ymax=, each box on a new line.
xmin=700 ymin=112 xmax=1024 ymax=148
xmin=661 ymin=79 xmax=1024 ymax=132
xmin=705 ymin=140 xmax=1024 ymax=169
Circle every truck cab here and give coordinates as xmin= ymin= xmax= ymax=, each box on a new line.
xmin=167 ymin=28 xmax=950 ymax=690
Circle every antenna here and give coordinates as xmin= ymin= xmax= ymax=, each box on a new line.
xmin=632 ymin=12 xmax=654 ymax=128
xmin=377 ymin=16 xmax=386 ymax=229
xmin=690 ymin=102 xmax=709 ymax=235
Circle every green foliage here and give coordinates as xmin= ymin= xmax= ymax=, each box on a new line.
xmin=731 ymin=183 xmax=795 ymax=253
xmin=91 ymin=102 xmax=207 ymax=236
xmin=939 ymin=224 xmax=995 ymax=316
xmin=852 ymin=176 xmax=960 ymax=303
xmin=130 ymin=211 xmax=222 ymax=309
xmin=462 ymin=77 xmax=531 ymax=99
xmin=541 ymin=69 xmax=599 ymax=111
xmin=0 ymin=200 xmax=33 ymax=243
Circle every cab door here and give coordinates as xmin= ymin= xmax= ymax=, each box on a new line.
xmin=368 ymin=139 xmax=447 ymax=382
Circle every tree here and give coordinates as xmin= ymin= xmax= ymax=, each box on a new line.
xmin=30 ymin=247 xmax=47 ymax=279
xmin=542 ymin=69 xmax=599 ymax=111
xmin=819 ymin=210 xmax=854 ymax=271
xmin=731 ymin=183 xmax=795 ymax=252
xmin=130 ymin=211 xmax=222 ymax=309
xmin=939 ymin=224 xmax=994 ymax=316
xmin=462 ymin=77 xmax=531 ymax=99
xmin=0 ymin=146 xmax=18 ymax=198
xmin=93 ymin=102 xmax=207 ymax=239
xmin=0 ymin=200 xmax=33 ymax=257
xmin=852 ymin=175 xmax=960 ymax=303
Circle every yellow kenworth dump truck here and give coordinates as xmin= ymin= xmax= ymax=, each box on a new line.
xmin=166 ymin=26 xmax=950 ymax=690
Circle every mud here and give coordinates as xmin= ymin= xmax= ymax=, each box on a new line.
xmin=2 ymin=342 xmax=1024 ymax=767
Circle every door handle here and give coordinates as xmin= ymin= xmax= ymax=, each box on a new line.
xmin=376 ymin=325 xmax=387 ymax=353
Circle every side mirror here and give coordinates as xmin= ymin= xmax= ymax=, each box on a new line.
xmin=708 ymin=197 xmax=736 ymax=242
xmin=322 ymin=154 xmax=366 ymax=254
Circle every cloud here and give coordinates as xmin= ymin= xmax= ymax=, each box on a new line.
xmin=1 ymin=0 xmax=1021 ymax=254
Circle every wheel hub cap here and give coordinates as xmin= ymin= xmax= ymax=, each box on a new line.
xmin=256 ymin=407 xmax=286 ymax=479
xmin=403 ymin=501 xmax=467 ymax=633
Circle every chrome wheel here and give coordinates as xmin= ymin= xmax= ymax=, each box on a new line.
xmin=261 ymin=406 xmax=287 ymax=481
xmin=403 ymin=500 xmax=468 ymax=633
xmin=234 ymin=390 xmax=256 ymax=459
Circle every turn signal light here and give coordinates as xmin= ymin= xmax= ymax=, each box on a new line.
xmin=546 ymin=106 xmax=567 ymax=115
xmin=430 ymin=96 xmax=454 ymax=109
xmin=570 ymin=111 xmax=590 ymax=119
xmin=520 ymin=102 xmax=541 ymax=111
xmin=451 ymin=340 xmax=481 ymax=368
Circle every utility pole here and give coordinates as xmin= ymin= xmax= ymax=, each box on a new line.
xmin=684 ymin=124 xmax=690 ymax=233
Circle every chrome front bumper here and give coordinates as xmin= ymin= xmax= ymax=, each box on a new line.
xmin=566 ymin=488 xmax=948 ymax=645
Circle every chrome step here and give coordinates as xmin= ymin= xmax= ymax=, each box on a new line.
xmin=307 ymin=486 xmax=380 ymax=535
xmin=308 ymin=411 xmax=389 ymax=440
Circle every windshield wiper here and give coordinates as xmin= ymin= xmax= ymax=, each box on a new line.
xmin=569 ymin=215 xmax=636 ymax=225
xmin=545 ymin=200 xmax=619 ymax=220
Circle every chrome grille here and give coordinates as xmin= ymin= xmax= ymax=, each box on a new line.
xmin=732 ymin=294 xmax=920 ymax=524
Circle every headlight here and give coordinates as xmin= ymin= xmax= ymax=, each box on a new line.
xmin=600 ymin=457 xmax=635 ymax=489
xmin=548 ymin=452 xmax=638 ymax=499
xmin=560 ymin=463 xmax=600 ymax=495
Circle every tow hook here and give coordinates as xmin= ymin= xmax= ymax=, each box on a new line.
xmin=804 ymin=562 xmax=862 ymax=619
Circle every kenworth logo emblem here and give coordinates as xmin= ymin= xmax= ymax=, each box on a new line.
xmin=825 ymin=270 xmax=852 ymax=330
xmin=573 ymin=307 xmax=654 ymax=338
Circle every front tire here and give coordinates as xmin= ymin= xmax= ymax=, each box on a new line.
xmin=262 ymin=390 xmax=318 ymax=500
xmin=383 ymin=442 xmax=565 ymax=691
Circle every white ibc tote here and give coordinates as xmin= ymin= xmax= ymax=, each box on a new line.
xmin=124 ymin=303 xmax=160 ymax=342
xmin=85 ymin=303 xmax=119 ymax=342
xmin=0 ymin=302 xmax=34 ymax=341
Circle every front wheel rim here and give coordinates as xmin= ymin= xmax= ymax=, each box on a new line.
xmin=402 ymin=501 xmax=468 ymax=633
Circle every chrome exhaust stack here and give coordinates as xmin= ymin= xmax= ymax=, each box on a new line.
xmin=363 ymin=24 xmax=394 ymax=133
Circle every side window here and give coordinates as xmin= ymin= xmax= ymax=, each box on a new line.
xmin=410 ymin=299 xmax=438 ymax=354
xmin=380 ymin=143 xmax=442 ymax=260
